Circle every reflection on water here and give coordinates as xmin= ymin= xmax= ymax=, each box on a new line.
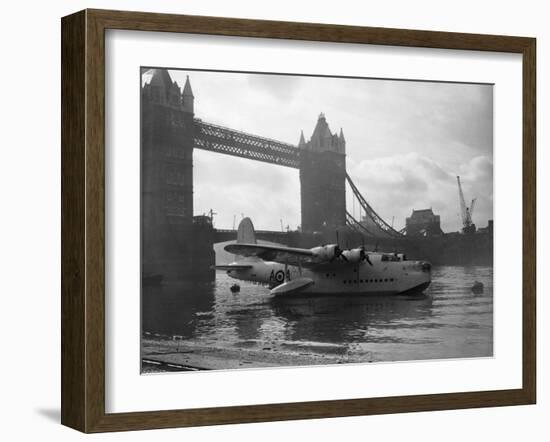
xmin=142 ymin=266 xmax=493 ymax=367
xmin=270 ymin=294 xmax=434 ymax=349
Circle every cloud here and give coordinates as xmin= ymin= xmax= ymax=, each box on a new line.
xmin=246 ymin=74 xmax=303 ymax=101
xmin=347 ymin=153 xmax=493 ymax=232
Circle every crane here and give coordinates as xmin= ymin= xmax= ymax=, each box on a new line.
xmin=457 ymin=176 xmax=476 ymax=234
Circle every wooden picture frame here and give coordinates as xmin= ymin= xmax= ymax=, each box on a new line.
xmin=61 ymin=8 xmax=536 ymax=433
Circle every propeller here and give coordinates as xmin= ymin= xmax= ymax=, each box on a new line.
xmin=359 ymin=246 xmax=366 ymax=261
xmin=338 ymin=231 xmax=349 ymax=262
xmin=365 ymin=251 xmax=373 ymax=266
xmin=330 ymin=245 xmax=348 ymax=262
xmin=338 ymin=246 xmax=348 ymax=262
xmin=358 ymin=245 xmax=373 ymax=265
xmin=328 ymin=232 xmax=348 ymax=262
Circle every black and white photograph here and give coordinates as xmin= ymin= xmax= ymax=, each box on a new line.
xmin=140 ymin=67 xmax=494 ymax=373
xmin=3 ymin=0 xmax=545 ymax=438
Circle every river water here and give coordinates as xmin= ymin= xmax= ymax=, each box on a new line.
xmin=142 ymin=266 xmax=493 ymax=371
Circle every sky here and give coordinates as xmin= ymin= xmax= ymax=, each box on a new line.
xmin=165 ymin=69 xmax=493 ymax=233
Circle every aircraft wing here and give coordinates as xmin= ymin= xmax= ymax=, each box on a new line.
xmin=224 ymin=243 xmax=315 ymax=266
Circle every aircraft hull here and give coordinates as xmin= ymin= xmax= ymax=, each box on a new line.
xmin=224 ymin=259 xmax=431 ymax=297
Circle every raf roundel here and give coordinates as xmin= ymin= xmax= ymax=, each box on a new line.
xmin=275 ymin=270 xmax=285 ymax=283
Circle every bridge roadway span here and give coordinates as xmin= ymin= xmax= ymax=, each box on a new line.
xmin=194 ymin=119 xmax=301 ymax=169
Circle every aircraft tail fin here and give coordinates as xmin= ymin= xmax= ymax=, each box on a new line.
xmin=237 ymin=217 xmax=257 ymax=244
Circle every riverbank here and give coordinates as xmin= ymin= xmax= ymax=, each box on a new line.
xmin=141 ymin=337 xmax=365 ymax=373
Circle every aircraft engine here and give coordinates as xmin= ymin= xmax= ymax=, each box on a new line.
xmin=341 ymin=248 xmax=365 ymax=263
xmin=310 ymin=244 xmax=345 ymax=262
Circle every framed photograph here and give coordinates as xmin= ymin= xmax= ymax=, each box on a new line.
xmin=61 ymin=9 xmax=536 ymax=433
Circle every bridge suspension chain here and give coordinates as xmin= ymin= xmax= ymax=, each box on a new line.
xmin=345 ymin=211 xmax=376 ymax=237
xmin=345 ymin=173 xmax=404 ymax=238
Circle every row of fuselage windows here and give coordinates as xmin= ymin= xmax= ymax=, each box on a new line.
xmin=342 ymin=278 xmax=395 ymax=284
xmin=324 ymin=273 xmax=395 ymax=284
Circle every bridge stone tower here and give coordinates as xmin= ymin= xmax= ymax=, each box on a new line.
xmin=141 ymin=69 xmax=214 ymax=281
xmin=299 ymin=113 xmax=347 ymax=233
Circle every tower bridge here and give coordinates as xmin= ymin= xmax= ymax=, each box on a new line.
xmin=141 ymin=68 xmax=404 ymax=281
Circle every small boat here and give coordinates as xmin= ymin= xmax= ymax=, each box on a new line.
xmin=230 ymin=283 xmax=241 ymax=293
xmin=471 ymin=281 xmax=484 ymax=294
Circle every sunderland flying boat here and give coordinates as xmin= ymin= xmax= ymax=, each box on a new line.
xmin=215 ymin=218 xmax=432 ymax=297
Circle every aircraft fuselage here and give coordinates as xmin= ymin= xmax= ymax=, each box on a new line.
xmin=223 ymin=253 xmax=431 ymax=296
